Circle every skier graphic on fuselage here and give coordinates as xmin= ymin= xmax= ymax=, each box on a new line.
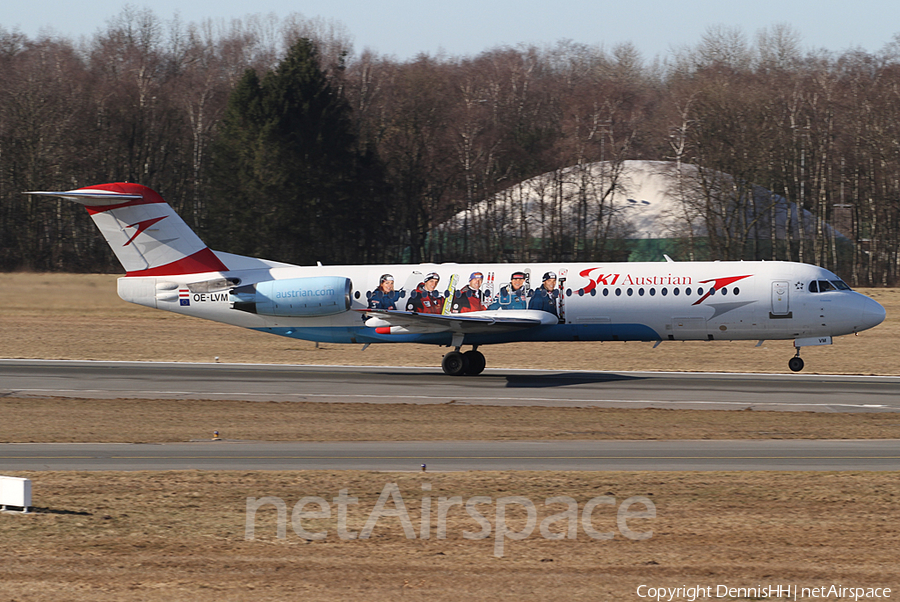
xmin=528 ymin=271 xmax=559 ymax=318
xmin=369 ymin=274 xmax=401 ymax=310
xmin=451 ymin=271 xmax=486 ymax=313
xmin=407 ymin=272 xmax=445 ymax=314
xmin=489 ymin=271 xmax=528 ymax=310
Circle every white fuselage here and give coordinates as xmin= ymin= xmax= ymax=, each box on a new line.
xmin=117 ymin=257 xmax=886 ymax=348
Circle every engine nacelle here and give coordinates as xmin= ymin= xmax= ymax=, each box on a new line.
xmin=230 ymin=276 xmax=352 ymax=317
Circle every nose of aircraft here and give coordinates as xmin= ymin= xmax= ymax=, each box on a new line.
xmin=857 ymin=295 xmax=886 ymax=331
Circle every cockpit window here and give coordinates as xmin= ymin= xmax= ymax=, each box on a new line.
xmin=809 ymin=279 xmax=851 ymax=293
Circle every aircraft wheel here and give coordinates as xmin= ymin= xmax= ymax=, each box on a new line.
xmin=463 ymin=350 xmax=486 ymax=376
xmin=788 ymin=356 xmax=804 ymax=372
xmin=442 ymin=351 xmax=469 ymax=376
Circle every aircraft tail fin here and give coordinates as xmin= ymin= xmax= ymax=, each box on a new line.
xmin=25 ymin=183 xmax=228 ymax=276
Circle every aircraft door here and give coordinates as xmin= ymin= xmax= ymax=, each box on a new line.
xmin=771 ymin=281 xmax=790 ymax=317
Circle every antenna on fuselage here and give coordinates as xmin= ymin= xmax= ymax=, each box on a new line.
xmin=663 ymin=254 xmax=675 ymax=263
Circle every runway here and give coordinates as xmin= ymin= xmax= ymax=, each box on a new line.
xmin=2 ymin=440 xmax=898 ymax=471
xmin=2 ymin=359 xmax=900 ymax=412
xmin=3 ymin=360 xmax=899 ymax=471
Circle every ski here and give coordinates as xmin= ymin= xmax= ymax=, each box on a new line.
xmin=558 ymin=268 xmax=568 ymax=324
xmin=484 ymin=271 xmax=495 ymax=307
xmin=442 ymin=273 xmax=459 ymax=315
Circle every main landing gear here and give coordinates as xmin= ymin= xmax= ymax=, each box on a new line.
xmin=441 ymin=346 xmax=486 ymax=376
xmin=788 ymin=348 xmax=805 ymax=372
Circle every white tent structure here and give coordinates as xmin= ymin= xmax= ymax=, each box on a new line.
xmin=435 ymin=160 xmax=846 ymax=261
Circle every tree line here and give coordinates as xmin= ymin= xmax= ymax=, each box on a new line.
xmin=1 ymin=10 xmax=899 ymax=285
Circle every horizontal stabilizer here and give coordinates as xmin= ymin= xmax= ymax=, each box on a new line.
xmin=24 ymin=189 xmax=143 ymax=206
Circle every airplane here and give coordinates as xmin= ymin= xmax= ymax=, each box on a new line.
xmin=25 ymin=182 xmax=886 ymax=375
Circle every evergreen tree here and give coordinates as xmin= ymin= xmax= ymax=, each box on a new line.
xmin=206 ymin=68 xmax=268 ymax=257
xmin=206 ymin=38 xmax=391 ymax=265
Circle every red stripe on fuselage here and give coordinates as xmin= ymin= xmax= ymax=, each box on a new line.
xmin=125 ymin=247 xmax=228 ymax=277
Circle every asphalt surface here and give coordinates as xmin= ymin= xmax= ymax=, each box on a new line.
xmin=3 ymin=360 xmax=898 ymax=471
xmin=2 ymin=440 xmax=898 ymax=471
xmin=2 ymin=359 xmax=900 ymax=412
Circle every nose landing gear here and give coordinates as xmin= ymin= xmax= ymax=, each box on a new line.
xmin=441 ymin=346 xmax=486 ymax=376
xmin=789 ymin=336 xmax=833 ymax=373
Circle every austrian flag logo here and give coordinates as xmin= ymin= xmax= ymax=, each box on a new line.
xmin=179 ymin=288 xmax=190 ymax=306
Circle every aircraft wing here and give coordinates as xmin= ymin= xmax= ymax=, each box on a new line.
xmin=359 ymin=308 xmax=557 ymax=335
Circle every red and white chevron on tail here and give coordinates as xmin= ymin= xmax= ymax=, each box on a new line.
xmin=25 ymin=183 xmax=227 ymax=276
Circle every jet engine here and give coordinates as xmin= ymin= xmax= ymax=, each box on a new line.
xmin=230 ymin=277 xmax=352 ymax=317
